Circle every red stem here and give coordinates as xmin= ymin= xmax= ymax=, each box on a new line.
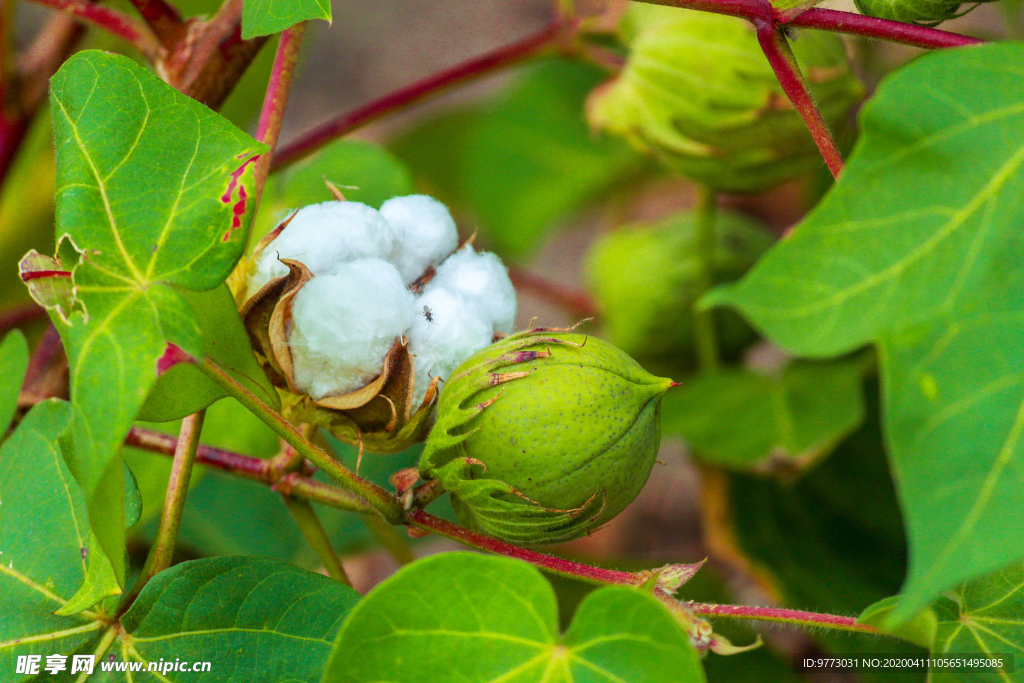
xmin=126 ymin=427 xmax=271 ymax=480
xmin=128 ymin=0 xmax=186 ymax=50
xmin=508 ymin=267 xmax=600 ymax=318
xmin=271 ymin=18 xmax=567 ymax=171
xmin=755 ymin=21 xmax=843 ymax=178
xmin=24 ymin=0 xmax=162 ymax=58
xmin=634 ymin=0 xmax=982 ymax=49
xmin=254 ymin=22 xmax=306 ymax=195
xmin=0 ymin=301 xmax=46 ymax=332
xmin=685 ymin=602 xmax=877 ymax=634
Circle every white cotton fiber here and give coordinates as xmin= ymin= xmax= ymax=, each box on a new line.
xmin=429 ymin=246 xmax=517 ymax=335
xmin=246 ymin=201 xmax=395 ymax=299
xmin=381 ymin=195 xmax=459 ymax=283
xmin=407 ymin=286 xmax=494 ymax=407
xmin=289 ymin=258 xmax=413 ymax=400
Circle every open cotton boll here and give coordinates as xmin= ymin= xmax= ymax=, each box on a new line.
xmin=246 ymin=201 xmax=395 ymax=300
xmin=407 ymin=286 xmax=494 ymax=407
xmin=429 ymin=246 xmax=517 ymax=335
xmin=289 ymin=258 xmax=414 ymax=400
xmin=381 ymin=195 xmax=459 ymax=283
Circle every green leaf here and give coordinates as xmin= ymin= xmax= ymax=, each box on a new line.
xmin=858 ymin=597 xmax=938 ymax=649
xmin=0 ymin=330 xmax=28 ymax=433
xmin=138 ymin=285 xmax=278 ymax=422
xmin=662 ymin=357 xmax=866 ymax=470
xmin=0 ymin=400 xmax=109 ymax=672
xmin=25 ymin=50 xmax=266 ymax=584
xmin=393 ymin=59 xmax=645 ymax=258
xmin=323 ymin=553 xmax=706 ymax=683
xmin=703 ymin=43 xmax=1024 ymax=619
xmin=119 ymin=556 xmax=359 ymax=682
xmin=254 ymin=139 xmax=414 ymax=244
xmin=242 ymin=0 xmax=331 ymax=39
xmin=932 ymin=561 xmax=1023 ymax=682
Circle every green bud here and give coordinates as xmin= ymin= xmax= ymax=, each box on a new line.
xmin=419 ymin=329 xmax=673 ymax=544
xmin=585 ymin=210 xmax=773 ymax=363
xmin=853 ymin=0 xmax=990 ymax=26
xmin=587 ymin=7 xmax=864 ymax=192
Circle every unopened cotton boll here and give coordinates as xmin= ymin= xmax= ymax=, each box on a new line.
xmin=289 ymin=258 xmax=413 ymax=400
xmin=381 ymin=195 xmax=459 ymax=283
xmin=429 ymin=246 xmax=517 ymax=335
xmin=408 ymin=286 xmax=494 ymax=407
xmin=247 ymin=201 xmax=395 ymax=299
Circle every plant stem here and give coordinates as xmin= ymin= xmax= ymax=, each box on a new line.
xmin=196 ymin=357 xmax=405 ymax=523
xmin=128 ymin=0 xmax=187 ymax=50
xmin=271 ymin=17 xmax=567 ymax=171
xmin=282 ymin=496 xmax=352 ymax=586
xmin=126 ymin=431 xmax=881 ymax=637
xmin=363 ymin=513 xmax=416 ymax=565
xmin=507 ymin=267 xmax=600 ymax=319
xmin=24 ymin=0 xmax=162 ymax=59
xmin=692 ymin=185 xmax=720 ymax=372
xmin=254 ymin=22 xmax=306 ymax=197
xmin=755 ymin=22 xmax=844 ymax=179
xmin=123 ymin=410 xmax=206 ymax=610
xmin=685 ymin=602 xmax=878 ymax=634
xmin=633 ymin=0 xmax=982 ymax=49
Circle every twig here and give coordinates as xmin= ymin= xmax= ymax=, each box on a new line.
xmin=121 ymin=411 xmax=206 ymax=611
xmin=195 ymin=353 xmax=406 ymax=523
xmin=282 ymin=496 xmax=353 ymax=586
xmin=128 ymin=0 xmax=187 ymax=50
xmin=633 ymin=0 xmax=983 ymax=49
xmin=271 ymin=18 xmax=568 ymax=171
xmin=126 ymin=427 xmax=882 ymax=637
xmin=508 ymin=267 xmax=600 ymax=318
xmin=254 ymin=22 xmax=306 ymax=197
xmin=24 ymin=0 xmax=162 ymax=59
xmin=755 ymin=21 xmax=844 ymax=179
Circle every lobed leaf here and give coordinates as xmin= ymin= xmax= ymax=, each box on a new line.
xmin=323 ymin=552 xmax=706 ymax=682
xmin=704 ymin=43 xmax=1024 ymax=620
xmin=24 ymin=50 xmax=267 ymax=584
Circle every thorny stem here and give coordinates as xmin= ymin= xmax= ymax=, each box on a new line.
xmin=282 ymin=496 xmax=353 ymax=586
xmin=271 ymin=18 xmax=567 ymax=171
xmin=691 ymin=185 xmax=720 ymax=372
xmin=122 ymin=410 xmax=206 ymax=611
xmin=254 ymin=22 xmax=306 ymax=198
xmin=755 ymin=22 xmax=844 ymax=178
xmin=127 ymin=428 xmax=882 ymax=637
xmin=24 ymin=0 xmax=162 ymax=59
xmin=196 ymin=355 xmax=405 ymax=523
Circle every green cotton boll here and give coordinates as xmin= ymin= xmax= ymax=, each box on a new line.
xmin=419 ymin=330 xmax=673 ymax=544
xmin=585 ymin=210 xmax=774 ymax=362
xmin=587 ymin=7 xmax=864 ymax=193
xmin=853 ymin=0 xmax=993 ymax=25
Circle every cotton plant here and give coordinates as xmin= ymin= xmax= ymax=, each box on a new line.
xmin=237 ymin=194 xmax=517 ymax=453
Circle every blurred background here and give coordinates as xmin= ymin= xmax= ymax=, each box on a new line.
xmin=4 ymin=1 xmax=1017 ymax=680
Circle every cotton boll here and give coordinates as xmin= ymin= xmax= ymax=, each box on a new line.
xmin=381 ymin=195 xmax=459 ymax=283
xmin=247 ymin=201 xmax=395 ymax=299
xmin=289 ymin=259 xmax=413 ymax=400
xmin=408 ymin=286 xmax=494 ymax=406
xmin=430 ymin=246 xmax=517 ymax=335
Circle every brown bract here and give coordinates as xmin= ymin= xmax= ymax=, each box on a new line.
xmin=235 ymin=225 xmax=439 ymax=455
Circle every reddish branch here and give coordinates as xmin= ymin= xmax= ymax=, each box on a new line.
xmin=636 ymin=0 xmax=982 ymax=49
xmin=128 ymin=0 xmax=188 ymax=51
xmin=271 ymin=18 xmax=568 ymax=171
xmin=254 ymin=23 xmax=307 ymax=195
xmin=24 ymin=0 xmax=161 ymax=59
xmin=508 ymin=267 xmax=600 ymax=318
xmin=755 ymin=21 xmax=844 ymax=178
xmin=685 ymin=602 xmax=876 ymax=633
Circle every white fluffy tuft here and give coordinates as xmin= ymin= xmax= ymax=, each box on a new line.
xmin=407 ymin=286 xmax=493 ymax=407
xmin=429 ymin=246 xmax=517 ymax=335
xmin=289 ymin=258 xmax=413 ymax=400
xmin=381 ymin=195 xmax=459 ymax=283
xmin=246 ymin=201 xmax=395 ymax=299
